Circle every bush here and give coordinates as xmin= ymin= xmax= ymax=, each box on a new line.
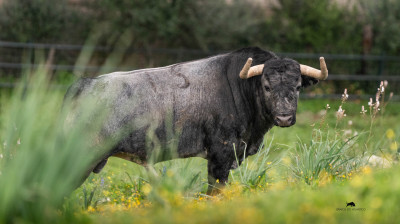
xmin=360 ymin=0 xmax=400 ymax=55
xmin=260 ymin=0 xmax=363 ymax=54
xmin=86 ymin=0 xmax=263 ymax=50
xmin=0 ymin=0 xmax=91 ymax=43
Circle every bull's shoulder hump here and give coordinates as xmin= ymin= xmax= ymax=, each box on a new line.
xmin=96 ymin=54 xmax=227 ymax=79
xmin=64 ymin=77 xmax=95 ymax=98
xmin=97 ymin=65 xmax=175 ymax=78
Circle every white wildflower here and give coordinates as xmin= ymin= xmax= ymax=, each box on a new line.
xmin=360 ymin=105 xmax=367 ymax=115
xmin=344 ymin=129 xmax=352 ymax=136
xmin=368 ymin=98 xmax=373 ymax=107
xmin=383 ymin=80 xmax=388 ymax=88
xmin=379 ymin=81 xmax=384 ymax=93
xmin=375 ymin=100 xmax=380 ymax=108
xmin=341 ymin=89 xmax=349 ymax=101
xmin=336 ymin=106 xmax=346 ymax=119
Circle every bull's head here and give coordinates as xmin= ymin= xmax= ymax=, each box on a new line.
xmin=239 ymin=57 xmax=328 ymax=127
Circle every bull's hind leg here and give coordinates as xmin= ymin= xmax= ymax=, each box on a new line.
xmin=93 ymin=158 xmax=108 ymax=173
xmin=72 ymin=156 xmax=110 ymax=190
xmin=206 ymin=152 xmax=235 ymax=195
xmin=70 ymin=161 xmax=103 ymax=190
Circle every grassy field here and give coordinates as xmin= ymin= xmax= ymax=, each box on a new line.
xmin=1 ymin=73 xmax=399 ymax=223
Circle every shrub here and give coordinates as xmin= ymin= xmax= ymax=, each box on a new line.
xmin=0 ymin=67 xmax=109 ymax=222
xmin=0 ymin=0 xmax=91 ymax=43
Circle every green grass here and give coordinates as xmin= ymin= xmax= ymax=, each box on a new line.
xmin=1 ymin=71 xmax=399 ymax=223
xmin=289 ymin=131 xmax=364 ymax=185
xmin=0 ymin=71 xmax=112 ymax=223
xmin=86 ymin=165 xmax=400 ymax=224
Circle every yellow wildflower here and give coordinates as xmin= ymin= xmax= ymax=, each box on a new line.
xmin=362 ymin=166 xmax=372 ymax=174
xmin=87 ymin=206 xmax=96 ymax=212
xmin=390 ymin=142 xmax=398 ymax=151
xmin=386 ymin=129 xmax=395 ymax=140
xmin=318 ymin=169 xmax=332 ymax=187
xmin=166 ymin=170 xmax=174 ymax=177
xmin=103 ymin=190 xmax=110 ymax=197
xmin=142 ymin=184 xmax=152 ymax=195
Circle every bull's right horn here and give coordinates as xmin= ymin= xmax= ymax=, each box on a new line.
xmin=239 ymin=58 xmax=264 ymax=79
xmin=300 ymin=57 xmax=328 ymax=80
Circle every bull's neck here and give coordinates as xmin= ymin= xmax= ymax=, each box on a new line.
xmin=225 ymin=70 xmax=273 ymax=137
xmin=221 ymin=53 xmax=275 ymax=134
xmin=246 ymin=77 xmax=274 ymax=131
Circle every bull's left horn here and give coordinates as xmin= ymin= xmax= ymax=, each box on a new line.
xmin=300 ymin=57 xmax=328 ymax=80
xmin=239 ymin=58 xmax=264 ymax=79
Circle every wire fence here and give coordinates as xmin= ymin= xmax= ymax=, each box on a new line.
xmin=1 ymin=41 xmax=399 ymax=100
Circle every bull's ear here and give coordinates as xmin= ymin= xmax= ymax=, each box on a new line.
xmin=301 ymin=75 xmax=319 ymax=88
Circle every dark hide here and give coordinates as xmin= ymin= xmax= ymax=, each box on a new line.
xmin=63 ymin=47 xmax=319 ymax=194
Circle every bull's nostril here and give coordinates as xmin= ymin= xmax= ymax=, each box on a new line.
xmin=276 ymin=115 xmax=293 ymax=126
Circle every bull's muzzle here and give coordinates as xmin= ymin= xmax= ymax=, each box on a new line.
xmin=274 ymin=114 xmax=295 ymax=127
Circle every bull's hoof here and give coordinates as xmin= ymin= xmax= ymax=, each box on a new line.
xmin=206 ymin=187 xmax=221 ymax=196
xmin=206 ymin=182 xmax=225 ymax=195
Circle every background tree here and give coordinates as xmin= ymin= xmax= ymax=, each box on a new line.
xmin=0 ymin=0 xmax=91 ymax=43
xmin=86 ymin=0 xmax=263 ymax=51
xmin=260 ymin=0 xmax=363 ymax=54
xmin=360 ymin=0 xmax=400 ymax=55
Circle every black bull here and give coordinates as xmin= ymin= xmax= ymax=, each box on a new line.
xmin=64 ymin=47 xmax=324 ymax=194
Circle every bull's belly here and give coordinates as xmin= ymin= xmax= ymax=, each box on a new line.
xmin=111 ymin=149 xmax=206 ymax=166
xmin=112 ymin=152 xmax=148 ymax=166
xmin=110 ymin=123 xmax=207 ymax=165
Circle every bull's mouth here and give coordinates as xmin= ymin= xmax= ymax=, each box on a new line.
xmin=273 ymin=114 xmax=296 ymax=127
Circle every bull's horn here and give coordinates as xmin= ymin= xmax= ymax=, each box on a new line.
xmin=300 ymin=57 xmax=328 ymax=80
xmin=239 ymin=58 xmax=264 ymax=79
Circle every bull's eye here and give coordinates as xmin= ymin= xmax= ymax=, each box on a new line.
xmin=265 ymin=86 xmax=271 ymax=92
xmin=296 ymin=86 xmax=301 ymax=91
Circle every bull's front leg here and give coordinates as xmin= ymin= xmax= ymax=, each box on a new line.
xmin=206 ymin=146 xmax=235 ymax=195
